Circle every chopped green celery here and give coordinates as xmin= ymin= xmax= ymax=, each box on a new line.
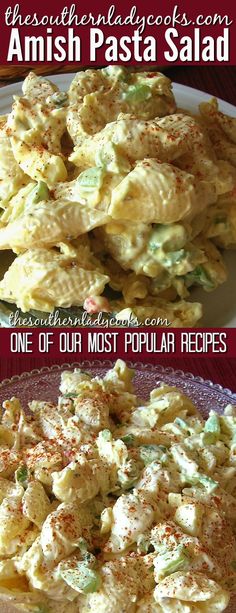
xmin=118 ymin=460 xmax=140 ymax=489
xmin=149 ymin=246 xmax=187 ymax=269
xmin=140 ymin=445 xmax=167 ymax=466
xmin=95 ymin=142 xmax=116 ymax=168
xmin=100 ymin=429 xmax=112 ymax=441
xmin=15 ymin=465 xmax=28 ymax=485
xmin=120 ymin=433 xmax=135 ymax=447
xmin=185 ymin=265 xmax=215 ymax=290
xmin=186 ymin=471 xmax=218 ymax=493
xmin=204 ymin=413 xmax=221 ymax=440
xmin=154 ymin=545 xmax=190 ymax=578
xmin=122 ymin=84 xmax=152 ymax=102
xmin=60 ymin=562 xmax=100 ymax=594
xmin=201 ymin=431 xmax=218 ymax=446
xmin=78 ymin=537 xmax=89 ymax=554
xmin=95 ymin=142 xmax=130 ymax=174
xmin=102 ymin=66 xmax=128 ymax=81
xmin=197 ymin=474 xmax=218 ymax=492
xmin=34 ymin=606 xmax=48 ymax=613
xmin=27 ymin=181 xmax=49 ymax=206
xmin=137 ymin=534 xmax=151 ymax=554
xmin=148 ymin=224 xmax=187 ymax=252
xmin=174 ymin=418 xmax=189 ymax=431
xmin=50 ymin=91 xmax=68 ymax=106
xmin=162 ymin=250 xmax=187 ymax=267
xmin=82 ymin=552 xmax=97 ymax=567
xmin=77 ymin=167 xmax=105 ymax=192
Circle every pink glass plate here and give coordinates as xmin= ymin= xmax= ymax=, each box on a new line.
xmin=0 ymin=361 xmax=236 ymax=415
xmin=0 ymin=361 xmax=236 ymax=613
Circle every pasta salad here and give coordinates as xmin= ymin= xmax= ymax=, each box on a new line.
xmin=0 ymin=67 xmax=235 ymax=325
xmin=0 ymin=360 xmax=236 ymax=611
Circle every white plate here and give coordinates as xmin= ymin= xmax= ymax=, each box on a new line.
xmin=0 ymin=75 xmax=236 ymax=327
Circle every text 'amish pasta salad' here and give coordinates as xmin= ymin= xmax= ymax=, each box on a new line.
xmin=0 ymin=360 xmax=236 ymax=611
xmin=0 ymin=67 xmax=236 ymax=325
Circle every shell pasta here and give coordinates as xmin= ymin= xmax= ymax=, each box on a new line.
xmin=0 ymin=67 xmax=235 ymax=325
xmin=0 ymin=360 xmax=235 ymax=612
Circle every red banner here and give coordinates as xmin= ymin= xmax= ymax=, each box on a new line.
xmin=0 ymin=328 xmax=235 ymax=359
xmin=0 ymin=0 xmax=235 ymax=65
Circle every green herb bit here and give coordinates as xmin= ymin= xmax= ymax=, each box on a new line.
xmin=120 ymin=434 xmax=135 ymax=447
xmin=186 ymin=265 xmax=215 ymax=290
xmin=82 ymin=551 xmax=97 ymax=567
xmin=148 ymin=224 xmax=187 ymax=252
xmin=15 ymin=465 xmax=28 ymax=485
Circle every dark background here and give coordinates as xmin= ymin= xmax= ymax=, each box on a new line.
xmin=168 ymin=65 xmax=236 ymax=104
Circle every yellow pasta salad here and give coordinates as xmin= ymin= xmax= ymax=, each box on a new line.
xmin=0 ymin=360 xmax=235 ymax=612
xmin=0 ymin=67 xmax=235 ymax=325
